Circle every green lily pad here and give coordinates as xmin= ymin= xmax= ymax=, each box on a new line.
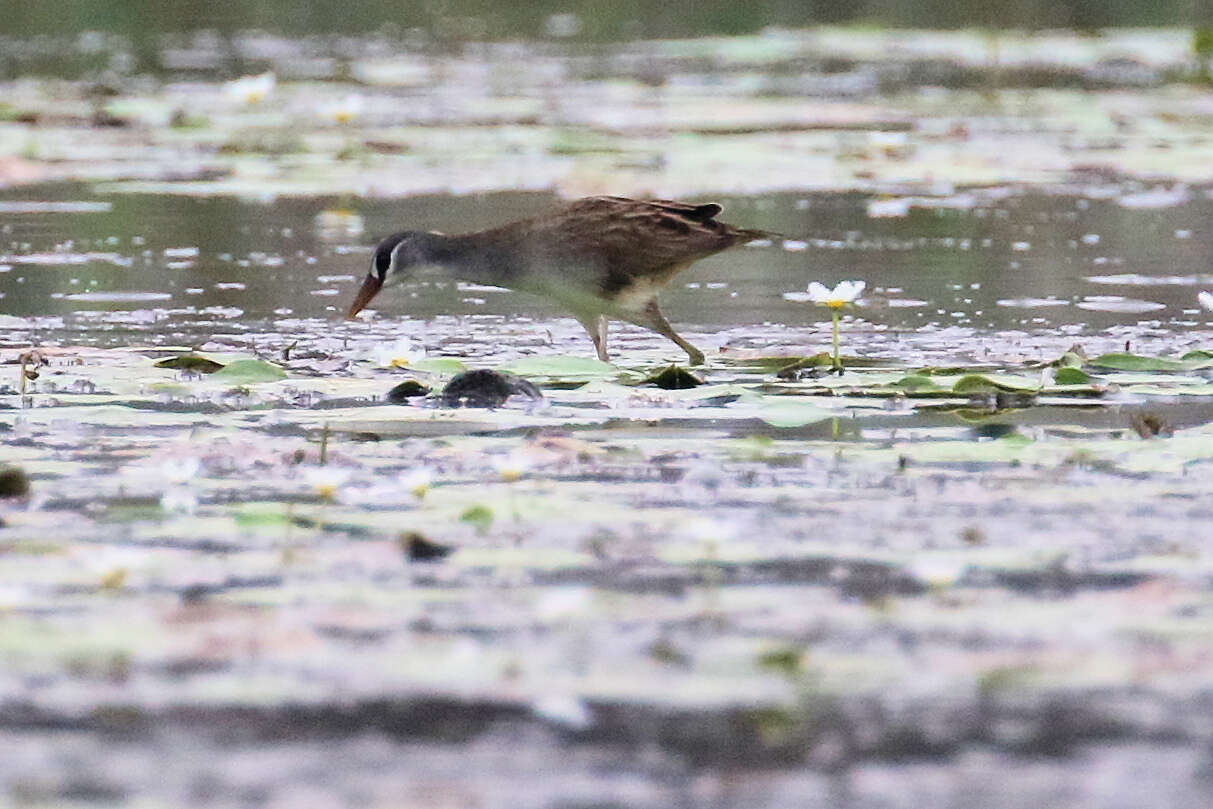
xmin=410 ymin=357 xmax=468 ymax=375
xmin=502 ymin=355 xmax=617 ymax=380
xmin=952 ymin=374 xmax=1040 ymax=394
xmin=756 ymin=401 xmax=832 ymax=428
xmin=232 ymin=504 xmax=292 ymax=528
xmin=210 ymin=359 xmax=287 ymax=383
xmin=459 ymin=504 xmax=494 ymax=535
xmin=893 ymin=374 xmax=941 ymax=391
xmin=1057 ymin=351 xmax=1086 ymax=369
xmin=1088 ymin=353 xmax=1205 ymax=372
xmin=1053 ymin=366 xmax=1091 ymax=384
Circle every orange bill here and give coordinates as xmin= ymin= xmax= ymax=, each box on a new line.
xmin=346 ymin=274 xmax=383 ymax=319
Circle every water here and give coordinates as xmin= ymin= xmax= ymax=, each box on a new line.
xmin=6 ymin=24 xmax=1213 ymax=809
xmin=3 ymin=184 xmax=1212 ymax=351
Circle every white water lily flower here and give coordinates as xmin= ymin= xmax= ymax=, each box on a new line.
xmin=494 ymin=449 xmax=532 ymax=483
xmin=782 ymin=279 xmax=867 ymax=371
xmin=225 ymin=72 xmax=275 ymax=105
xmin=302 ymin=466 xmax=352 ymax=500
xmin=400 ymin=467 xmax=434 ymax=499
xmin=1199 ymin=291 xmax=1213 ymax=312
xmin=806 ymin=280 xmax=865 ymax=308
xmin=323 ymin=94 xmax=364 ymax=124
xmin=370 ymin=338 xmax=426 ymax=368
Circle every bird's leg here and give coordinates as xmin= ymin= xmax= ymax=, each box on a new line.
xmin=576 ymin=314 xmax=610 ymax=362
xmin=636 ymin=300 xmax=705 ymax=366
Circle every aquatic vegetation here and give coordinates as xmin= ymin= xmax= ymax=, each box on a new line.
xmin=224 ymin=72 xmax=275 ymax=105
xmin=302 ymin=465 xmax=352 ymax=502
xmin=400 ymin=531 xmax=453 ymax=561
xmin=643 ymin=365 xmax=702 ymax=389
xmin=493 ymin=449 xmax=532 ymax=482
xmin=322 ymin=94 xmax=365 ymax=125
xmin=399 ymin=467 xmax=434 ymax=499
xmin=784 ymin=280 xmax=865 ymax=371
xmin=368 ymin=337 xmax=426 ymax=369
xmin=385 ymin=379 xmax=430 ymax=402
xmin=0 ymin=467 xmax=30 ymax=498
xmin=3 ymin=44 xmax=1213 ymax=800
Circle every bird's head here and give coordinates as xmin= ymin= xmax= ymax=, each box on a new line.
xmin=346 ymin=231 xmax=430 ymax=318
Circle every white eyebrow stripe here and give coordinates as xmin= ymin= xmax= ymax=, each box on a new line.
xmin=388 ymin=239 xmax=411 ymax=275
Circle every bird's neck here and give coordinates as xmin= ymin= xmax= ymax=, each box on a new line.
xmin=415 ymin=231 xmax=517 ymax=286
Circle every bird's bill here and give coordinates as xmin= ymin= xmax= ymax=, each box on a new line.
xmin=346 ymin=274 xmax=383 ymax=319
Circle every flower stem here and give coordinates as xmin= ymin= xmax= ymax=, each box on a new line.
xmin=831 ymin=309 xmax=841 ymax=371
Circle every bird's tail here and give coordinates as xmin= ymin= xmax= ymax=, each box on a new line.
xmin=732 ymin=226 xmax=786 ymax=244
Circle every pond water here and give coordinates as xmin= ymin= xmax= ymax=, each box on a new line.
xmin=4 ymin=179 xmax=1213 ymax=808
xmin=4 ymin=183 xmax=1212 ymax=350
xmin=5 ymin=23 xmax=1213 ymax=809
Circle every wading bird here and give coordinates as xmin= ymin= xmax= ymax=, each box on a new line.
xmin=346 ymin=196 xmax=772 ymax=365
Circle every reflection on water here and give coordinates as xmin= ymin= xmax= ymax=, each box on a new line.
xmin=1 ymin=183 xmax=1212 ymax=349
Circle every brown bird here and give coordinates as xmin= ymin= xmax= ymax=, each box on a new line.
xmin=345 ymin=196 xmax=772 ymax=365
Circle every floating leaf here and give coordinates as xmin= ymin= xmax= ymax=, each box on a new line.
xmin=756 ymin=401 xmax=832 ymax=428
xmin=952 ymin=374 xmax=1039 ymax=394
xmin=210 ymin=359 xmax=287 ymax=383
xmin=232 ymin=504 xmax=292 ymax=528
xmin=755 ymin=646 xmax=805 ymax=677
xmin=1087 ymin=353 xmax=1213 ymax=372
xmin=410 ymin=357 xmax=468 ymax=375
xmin=459 ymin=504 xmax=494 ymax=534
xmin=502 ymin=355 xmax=617 ymax=380
xmin=154 ymin=353 xmax=225 ymax=373
xmin=893 ymin=374 xmax=940 ymax=391
xmin=1053 ymin=367 xmax=1091 ymax=384
xmin=1057 ymin=351 xmax=1086 ymax=369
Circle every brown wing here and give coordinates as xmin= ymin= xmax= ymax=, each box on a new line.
xmin=528 ymin=196 xmax=766 ymax=279
xmin=466 ymin=196 xmax=771 ymax=309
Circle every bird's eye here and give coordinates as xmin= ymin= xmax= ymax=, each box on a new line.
xmin=374 ymin=249 xmax=391 ymax=277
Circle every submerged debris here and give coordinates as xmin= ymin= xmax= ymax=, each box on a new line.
xmin=400 ymin=531 xmax=454 ymax=562
xmin=644 ymin=365 xmax=703 ymax=389
xmin=1129 ymin=412 xmax=1173 ymax=439
xmin=154 ymin=353 xmax=225 ymax=373
xmin=0 ymin=467 xmax=30 ymax=498
xmin=441 ymin=369 xmax=542 ymax=408
xmin=386 ymin=380 xmax=430 ymax=403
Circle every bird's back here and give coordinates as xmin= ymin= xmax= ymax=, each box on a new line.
xmin=480 ymin=196 xmax=769 ymax=309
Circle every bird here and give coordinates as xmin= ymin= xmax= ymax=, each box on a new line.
xmin=345 ymin=196 xmax=773 ymax=365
